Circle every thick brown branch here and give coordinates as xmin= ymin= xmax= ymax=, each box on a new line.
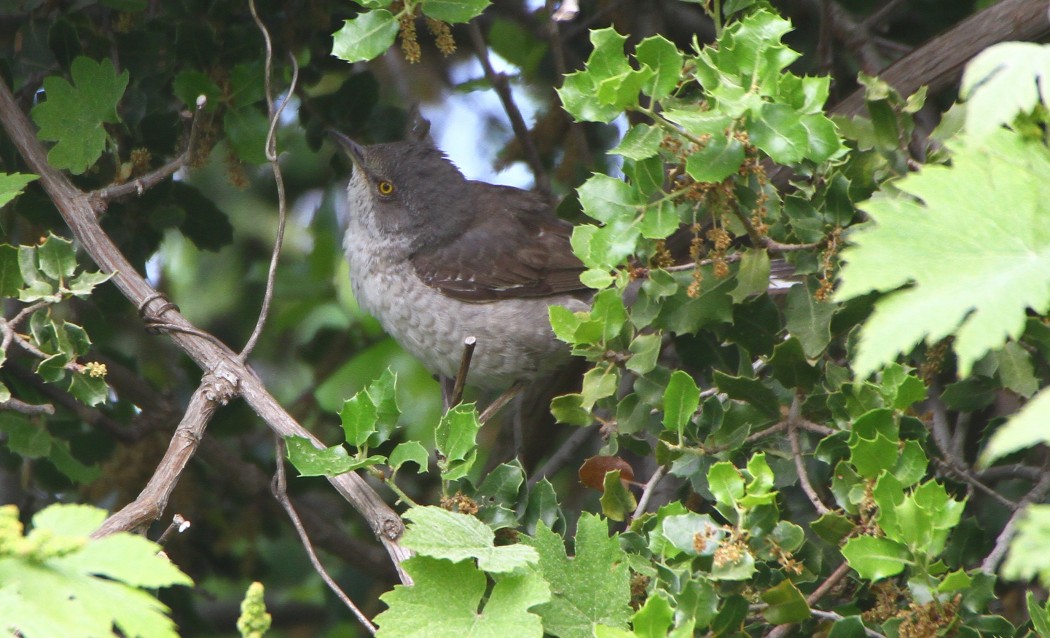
xmin=833 ymin=0 xmax=1050 ymax=117
xmin=0 ymin=79 xmax=411 ymax=584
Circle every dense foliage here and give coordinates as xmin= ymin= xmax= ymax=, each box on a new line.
xmin=2 ymin=0 xmax=1050 ymax=636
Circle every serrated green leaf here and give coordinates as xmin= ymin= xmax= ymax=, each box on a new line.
xmin=638 ymin=201 xmax=680 ymax=240
xmin=389 ymin=441 xmax=429 ymax=473
xmin=760 ymin=580 xmax=810 ymax=624
xmin=658 ymin=512 xmax=722 ymax=556
xmin=626 ymin=333 xmax=661 ymax=375
xmin=435 ymin=403 xmax=481 ymax=463
xmin=31 ymin=57 xmax=128 ymax=174
xmin=37 ymin=233 xmax=76 ymax=281
xmin=982 ymin=388 xmax=1050 ymax=466
xmin=284 ymin=436 xmax=382 ymax=476
xmin=995 ymin=340 xmax=1038 ymax=398
xmin=401 ymin=506 xmax=538 ymax=572
xmin=960 ymin=42 xmax=1050 ymax=140
xmin=632 ymin=593 xmax=674 ymax=638
xmin=1027 ymin=590 xmax=1050 ymax=638
xmin=332 ymin=11 xmax=399 ymax=63
xmin=522 ymin=513 xmax=632 ymax=638
xmin=557 ymin=28 xmax=635 ymax=123
xmin=0 ymin=172 xmax=37 ymax=208
xmin=340 ymin=392 xmax=378 ymax=447
xmin=841 ymin=535 xmax=911 ymax=581
xmin=712 ymin=371 xmax=779 ymax=417
xmin=578 ymin=174 xmax=641 ymax=224
xmin=837 ymin=130 xmax=1050 ymax=378
xmin=66 ymin=270 xmax=112 ymax=297
xmin=68 ymin=372 xmax=108 ymax=407
xmin=375 ymin=556 xmax=549 ymax=638
xmin=635 ymin=35 xmax=682 ymax=100
xmin=612 ymin=124 xmax=663 ymax=161
xmin=685 ymin=134 xmax=745 ymax=183
xmin=0 ymin=413 xmax=52 ymax=458
xmin=707 ymin=462 xmax=744 ymax=509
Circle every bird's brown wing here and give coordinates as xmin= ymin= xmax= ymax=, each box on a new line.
xmin=410 ymin=183 xmax=588 ymax=302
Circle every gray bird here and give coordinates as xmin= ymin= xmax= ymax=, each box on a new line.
xmin=329 ymin=127 xmax=591 ymax=392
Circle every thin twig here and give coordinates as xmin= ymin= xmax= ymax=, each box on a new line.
xmin=788 ymin=399 xmax=831 ymax=515
xmin=93 ymin=97 xmax=206 ymax=203
xmin=767 ymin=561 xmax=855 ymax=638
xmin=272 ymin=438 xmax=378 ymax=635
xmin=155 ymin=514 xmax=190 ymax=546
xmin=632 ymin=466 xmax=666 ymax=519
xmin=981 ymin=468 xmax=1050 ymax=573
xmin=450 ymin=336 xmax=477 ymax=407
xmin=467 ymin=22 xmax=551 ymax=199
xmin=859 ymin=0 xmax=911 ymax=31
xmin=240 ymin=0 xmax=299 ymax=361
xmin=479 ymin=381 xmax=525 ymax=424
xmin=528 ymin=423 xmax=600 ymax=488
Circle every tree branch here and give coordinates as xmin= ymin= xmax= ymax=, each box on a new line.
xmin=0 ymin=78 xmax=412 ymax=584
xmin=833 ymin=0 xmax=1050 ymax=117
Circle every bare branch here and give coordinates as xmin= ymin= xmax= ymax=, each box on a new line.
xmin=632 ymin=466 xmax=666 ymax=519
xmin=467 ymin=22 xmax=552 ymax=199
xmin=788 ymin=399 xmax=831 ymax=515
xmin=0 ymin=75 xmax=411 ymax=583
xmin=273 ymin=438 xmax=378 ymax=635
xmin=92 ymin=97 xmax=206 ymax=203
xmin=240 ymin=0 xmax=299 ymax=361
xmin=833 ymin=0 xmax=1050 ymax=117
xmin=0 ymin=397 xmax=55 ymax=416
xmin=451 ymin=336 xmax=477 ymax=407
xmin=981 ymin=468 xmax=1050 ymax=573
xmin=528 ymin=423 xmax=600 ymax=488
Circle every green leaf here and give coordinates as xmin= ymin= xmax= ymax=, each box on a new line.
xmin=638 ymin=201 xmax=680 ymax=240
xmin=599 ymin=470 xmax=636 ymax=522
xmin=435 ymin=403 xmax=481 ymax=464
xmin=37 ymin=233 xmax=76 ymax=281
xmin=760 ymin=580 xmax=810 ymax=625
xmin=340 ymin=392 xmax=378 ymax=447
xmin=171 ymin=70 xmax=221 ymax=110
xmin=401 ymin=506 xmax=538 ymax=573
xmin=960 ymin=42 xmax=1050 ymax=140
xmin=332 ymin=11 xmax=399 ymax=63
xmin=1001 ymin=505 xmax=1050 ymax=587
xmin=1027 ymin=590 xmax=1050 ymax=638
xmin=769 ymin=337 xmax=820 ymax=390
xmin=421 ymin=0 xmax=490 ymax=22
xmin=0 ymin=413 xmax=52 ymax=458
xmin=730 ymin=248 xmax=770 ymax=303
xmin=30 ymin=57 xmax=128 ymax=174
xmin=841 ymin=535 xmax=911 ymax=581
xmin=67 ymin=270 xmax=113 ymax=297
xmin=658 ymin=512 xmax=723 ymax=556
xmin=612 ymin=124 xmax=663 ymax=161
xmin=631 ymin=593 xmax=674 ymax=638
xmin=284 ymin=436 xmax=383 ymax=476
xmin=578 ymin=173 xmax=641 ymax=224
xmin=522 ymin=513 xmax=632 ymax=638
xmin=662 ymin=370 xmax=700 ymax=437
xmin=389 ymin=441 xmax=429 ymax=473
xmin=0 ymin=503 xmax=190 ymax=638
xmin=712 ymin=371 xmax=780 ymax=417
xmin=68 ymin=372 xmax=108 ymax=407
xmin=0 ymin=244 xmax=23 ymax=297
xmin=786 ymin=281 xmax=835 ymax=358
xmin=635 ymin=35 xmax=682 ymax=100
xmin=375 ymin=556 xmax=549 ymax=638
xmin=994 ymin=340 xmax=1038 ymax=398
xmin=558 ymin=28 xmax=637 ymax=123
xmin=581 ymin=365 xmax=618 ymax=409
xmin=626 ymin=333 xmax=661 ymax=375
xmin=836 ymin=130 xmax=1050 ymax=378
xmin=707 ymin=462 xmax=744 ymax=510
xmin=685 ymin=134 xmax=745 ymax=183
xmin=0 ymin=172 xmax=37 ymax=208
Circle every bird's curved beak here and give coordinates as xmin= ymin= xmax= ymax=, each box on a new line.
xmin=326 ymin=129 xmax=366 ymax=167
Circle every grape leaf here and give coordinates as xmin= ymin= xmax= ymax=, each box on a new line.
xmin=960 ymin=42 xmax=1050 ymax=140
xmin=375 ymin=556 xmax=549 ymax=638
xmin=401 ymin=506 xmax=538 ymax=573
xmin=836 ymin=129 xmax=1050 ymax=378
xmin=522 ymin=514 xmax=632 ymax=638
xmin=31 ymin=57 xmax=128 ymax=174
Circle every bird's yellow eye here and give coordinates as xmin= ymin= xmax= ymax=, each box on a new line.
xmin=377 ymin=180 xmax=395 ymax=196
